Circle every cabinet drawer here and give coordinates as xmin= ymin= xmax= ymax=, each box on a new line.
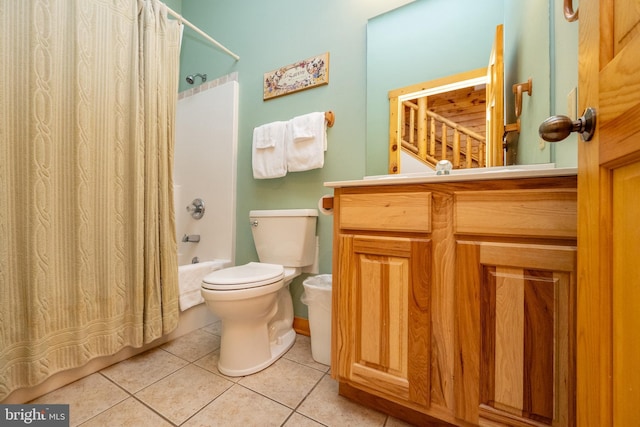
xmin=454 ymin=189 xmax=577 ymax=238
xmin=339 ymin=192 xmax=432 ymax=233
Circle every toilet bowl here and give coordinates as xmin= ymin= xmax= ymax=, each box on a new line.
xmin=201 ymin=262 xmax=297 ymax=376
xmin=200 ymin=209 xmax=318 ymax=376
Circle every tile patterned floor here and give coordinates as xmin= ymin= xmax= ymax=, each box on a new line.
xmin=30 ymin=322 xmax=415 ymax=426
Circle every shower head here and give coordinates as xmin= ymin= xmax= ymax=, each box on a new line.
xmin=186 ymin=73 xmax=207 ymax=85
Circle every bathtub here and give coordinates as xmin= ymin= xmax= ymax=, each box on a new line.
xmin=178 ymin=259 xmax=230 ymax=311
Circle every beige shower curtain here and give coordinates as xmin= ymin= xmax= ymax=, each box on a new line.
xmin=0 ymin=0 xmax=181 ymax=400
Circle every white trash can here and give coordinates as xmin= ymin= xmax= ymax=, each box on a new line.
xmin=301 ymin=274 xmax=332 ymax=365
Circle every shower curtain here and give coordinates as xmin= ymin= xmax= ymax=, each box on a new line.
xmin=0 ymin=0 xmax=181 ymax=400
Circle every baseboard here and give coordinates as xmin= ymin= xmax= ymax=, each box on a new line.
xmin=293 ymin=316 xmax=310 ymax=336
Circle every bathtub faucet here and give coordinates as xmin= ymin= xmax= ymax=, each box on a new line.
xmin=182 ymin=234 xmax=200 ymax=243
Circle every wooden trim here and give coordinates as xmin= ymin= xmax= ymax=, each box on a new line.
xmin=293 ymin=316 xmax=310 ymax=336
xmin=389 ymin=67 xmax=487 ymax=98
xmin=454 ymin=242 xmax=482 ymax=422
xmin=487 ymin=24 xmax=504 ymax=167
xmin=389 ymin=96 xmax=400 ymax=174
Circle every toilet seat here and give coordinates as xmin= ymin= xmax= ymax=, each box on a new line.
xmin=202 ymin=262 xmax=284 ymax=291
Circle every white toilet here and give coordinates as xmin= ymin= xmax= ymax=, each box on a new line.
xmin=201 ymin=209 xmax=318 ymax=376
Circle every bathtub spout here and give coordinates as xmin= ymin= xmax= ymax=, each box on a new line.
xmin=182 ymin=234 xmax=200 ymax=243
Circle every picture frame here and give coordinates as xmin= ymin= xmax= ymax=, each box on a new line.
xmin=263 ymin=52 xmax=329 ymax=100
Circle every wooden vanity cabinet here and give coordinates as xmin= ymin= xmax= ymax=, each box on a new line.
xmin=330 ymin=177 xmax=577 ymax=427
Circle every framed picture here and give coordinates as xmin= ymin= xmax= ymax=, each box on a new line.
xmin=263 ymin=52 xmax=329 ymax=100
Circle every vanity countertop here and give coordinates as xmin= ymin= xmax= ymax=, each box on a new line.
xmin=324 ymin=165 xmax=577 ymax=188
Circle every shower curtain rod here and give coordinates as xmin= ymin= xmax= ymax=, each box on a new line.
xmin=165 ymin=5 xmax=240 ymax=61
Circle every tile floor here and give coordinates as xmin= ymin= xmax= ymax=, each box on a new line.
xmin=31 ymin=322 xmax=415 ymax=426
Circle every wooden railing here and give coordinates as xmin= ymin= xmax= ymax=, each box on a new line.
xmin=401 ymin=99 xmax=485 ymax=169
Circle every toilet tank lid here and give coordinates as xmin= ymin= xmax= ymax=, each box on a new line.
xmin=249 ymin=209 xmax=318 ymax=217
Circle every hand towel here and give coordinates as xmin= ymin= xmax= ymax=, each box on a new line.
xmin=291 ymin=113 xmax=316 ymax=141
xmin=286 ymin=112 xmax=327 ymax=172
xmin=252 ymin=121 xmax=287 ymax=179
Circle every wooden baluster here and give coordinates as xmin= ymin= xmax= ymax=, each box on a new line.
xmin=418 ymin=97 xmax=427 ymax=161
xmin=453 ymin=129 xmax=461 ymax=167
xmin=409 ymin=106 xmax=415 ymax=148
xmin=401 ymin=104 xmax=406 ymax=143
xmin=430 ymin=117 xmax=436 ymax=157
xmin=466 ymin=135 xmax=472 ymax=168
xmin=441 ymin=122 xmax=448 ymax=160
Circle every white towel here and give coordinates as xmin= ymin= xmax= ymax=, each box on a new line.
xmin=178 ymin=261 xmax=220 ymax=311
xmin=286 ymin=112 xmax=327 ymax=172
xmin=252 ymin=121 xmax=287 ymax=179
xmin=291 ymin=113 xmax=316 ymax=141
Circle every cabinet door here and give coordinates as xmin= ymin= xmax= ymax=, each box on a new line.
xmin=455 ymin=241 xmax=576 ymax=427
xmin=334 ymin=234 xmax=431 ymax=409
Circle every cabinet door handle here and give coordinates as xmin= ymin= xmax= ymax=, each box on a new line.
xmin=564 ymin=0 xmax=578 ymax=22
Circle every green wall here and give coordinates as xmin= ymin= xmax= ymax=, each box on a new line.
xmin=178 ymin=0 xmax=412 ymax=318
xmin=177 ymin=0 xmax=578 ymax=319
xmin=504 ymin=0 xmax=551 ymax=165
xmin=501 ymin=0 xmax=578 ymax=167
xmin=163 ymin=0 xmax=181 ymax=14
xmin=550 ymin=0 xmax=579 ymax=167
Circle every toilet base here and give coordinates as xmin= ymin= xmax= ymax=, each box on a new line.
xmin=218 ymin=328 xmax=296 ymax=377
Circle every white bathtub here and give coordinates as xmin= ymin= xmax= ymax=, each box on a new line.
xmin=178 ymin=259 xmax=230 ymax=311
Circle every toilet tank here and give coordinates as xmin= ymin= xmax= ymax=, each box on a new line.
xmin=250 ymin=209 xmax=318 ymax=267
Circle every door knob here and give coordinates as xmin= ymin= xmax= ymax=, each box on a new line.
xmin=538 ymin=107 xmax=596 ymax=142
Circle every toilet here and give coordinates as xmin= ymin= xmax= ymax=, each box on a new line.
xmin=201 ymin=209 xmax=318 ymax=376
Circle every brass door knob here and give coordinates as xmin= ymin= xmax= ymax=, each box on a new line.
xmin=538 ymin=107 xmax=596 ymax=142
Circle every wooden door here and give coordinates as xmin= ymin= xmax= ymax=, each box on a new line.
xmin=455 ymin=241 xmax=576 ymax=426
xmin=334 ymin=234 xmax=431 ymax=409
xmin=486 ymin=24 xmax=504 ymax=167
xmin=578 ymin=0 xmax=640 ymax=425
